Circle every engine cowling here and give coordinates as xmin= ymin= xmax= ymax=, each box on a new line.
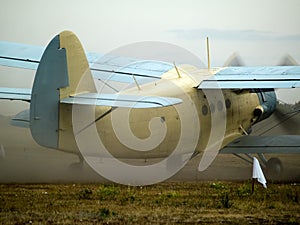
xmin=253 ymin=89 xmax=277 ymax=123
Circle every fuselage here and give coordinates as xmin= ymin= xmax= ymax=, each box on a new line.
xmin=57 ymin=65 xmax=276 ymax=160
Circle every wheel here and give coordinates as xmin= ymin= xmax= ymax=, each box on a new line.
xmin=266 ymin=157 xmax=283 ymax=178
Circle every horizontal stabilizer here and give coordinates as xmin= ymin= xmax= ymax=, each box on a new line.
xmin=10 ymin=109 xmax=30 ymax=128
xmin=61 ymin=93 xmax=182 ymax=108
xmin=220 ymin=135 xmax=300 ymax=154
xmin=199 ymin=66 xmax=300 ymax=89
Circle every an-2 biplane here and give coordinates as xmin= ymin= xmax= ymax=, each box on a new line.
xmin=0 ymin=31 xmax=299 ymax=184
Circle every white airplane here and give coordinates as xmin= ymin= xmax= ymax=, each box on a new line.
xmin=0 ymin=31 xmax=299 ymax=185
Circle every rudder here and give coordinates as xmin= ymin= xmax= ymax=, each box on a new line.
xmin=30 ymin=31 xmax=95 ymax=149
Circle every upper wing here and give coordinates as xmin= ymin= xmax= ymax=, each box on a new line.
xmin=0 ymin=41 xmax=173 ymax=84
xmin=0 ymin=41 xmax=103 ymax=70
xmin=220 ymin=135 xmax=300 ymax=154
xmin=198 ymin=66 xmax=300 ymax=89
xmin=0 ymin=87 xmax=31 ymax=101
xmin=0 ymin=41 xmax=43 ymax=70
xmin=2 ymin=41 xmax=300 ymax=89
xmin=0 ymin=40 xmax=179 ymax=109
xmin=2 ymin=40 xmax=300 ymax=107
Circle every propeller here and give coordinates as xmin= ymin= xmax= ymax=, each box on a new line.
xmin=223 ymin=52 xmax=245 ymax=67
xmin=254 ymin=54 xmax=299 ymax=135
xmin=277 ymin=54 xmax=299 ymax=66
xmin=223 ymin=53 xmax=300 ymax=135
xmin=197 ymin=53 xmax=299 ymax=173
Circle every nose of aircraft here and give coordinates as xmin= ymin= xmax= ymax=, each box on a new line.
xmin=253 ymin=89 xmax=277 ymax=123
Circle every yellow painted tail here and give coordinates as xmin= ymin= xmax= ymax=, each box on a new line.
xmin=30 ymin=31 xmax=95 ymax=149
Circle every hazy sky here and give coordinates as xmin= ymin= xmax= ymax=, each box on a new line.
xmin=0 ymin=0 xmax=300 ymax=114
xmin=1 ymin=0 xmax=300 ymax=65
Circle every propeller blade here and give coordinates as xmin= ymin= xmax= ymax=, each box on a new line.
xmin=277 ymin=54 xmax=298 ymax=66
xmin=223 ymin=52 xmax=245 ymax=67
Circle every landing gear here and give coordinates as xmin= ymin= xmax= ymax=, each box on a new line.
xmin=233 ymin=153 xmax=283 ymax=178
xmin=265 ymin=157 xmax=283 ymax=178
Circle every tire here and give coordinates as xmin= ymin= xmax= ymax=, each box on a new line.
xmin=266 ymin=157 xmax=283 ymax=179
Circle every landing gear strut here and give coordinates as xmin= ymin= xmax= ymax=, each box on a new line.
xmin=233 ymin=153 xmax=283 ymax=178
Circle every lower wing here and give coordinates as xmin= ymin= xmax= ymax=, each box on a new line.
xmin=220 ymin=135 xmax=300 ymax=154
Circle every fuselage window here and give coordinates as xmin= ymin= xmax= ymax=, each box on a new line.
xmin=202 ymin=105 xmax=208 ymax=115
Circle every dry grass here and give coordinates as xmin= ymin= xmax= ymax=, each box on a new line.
xmin=0 ymin=181 xmax=299 ymax=224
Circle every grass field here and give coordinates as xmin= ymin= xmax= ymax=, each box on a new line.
xmin=0 ymin=181 xmax=299 ymax=224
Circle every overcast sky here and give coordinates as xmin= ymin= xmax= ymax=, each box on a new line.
xmin=0 ymin=0 xmax=300 ymax=114
xmin=1 ymin=0 xmax=300 ymax=65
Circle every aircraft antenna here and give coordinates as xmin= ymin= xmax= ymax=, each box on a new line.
xmin=206 ymin=37 xmax=211 ymax=70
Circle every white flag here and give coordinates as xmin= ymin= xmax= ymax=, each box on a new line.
xmin=252 ymin=157 xmax=267 ymax=188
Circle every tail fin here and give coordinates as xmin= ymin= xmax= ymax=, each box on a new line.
xmin=30 ymin=31 xmax=95 ymax=149
xmin=58 ymin=31 xmax=96 ymax=98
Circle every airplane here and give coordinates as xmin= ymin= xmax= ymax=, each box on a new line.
xmin=0 ymin=30 xmax=299 ymax=185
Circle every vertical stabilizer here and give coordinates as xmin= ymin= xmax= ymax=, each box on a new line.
xmin=59 ymin=31 xmax=96 ymax=99
xmin=30 ymin=31 xmax=95 ymax=149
